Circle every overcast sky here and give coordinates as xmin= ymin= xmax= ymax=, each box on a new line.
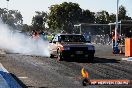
xmin=0 ymin=0 xmax=132 ymax=25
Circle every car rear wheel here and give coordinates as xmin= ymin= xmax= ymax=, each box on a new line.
xmin=57 ymin=50 xmax=63 ymax=61
xmin=50 ymin=54 xmax=54 ymax=58
xmin=88 ymin=54 xmax=94 ymax=62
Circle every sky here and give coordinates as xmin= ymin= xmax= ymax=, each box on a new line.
xmin=0 ymin=0 xmax=132 ymax=25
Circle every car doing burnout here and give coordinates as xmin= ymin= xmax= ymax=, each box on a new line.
xmin=49 ymin=34 xmax=95 ymax=61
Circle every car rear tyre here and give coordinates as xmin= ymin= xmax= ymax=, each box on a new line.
xmin=57 ymin=50 xmax=63 ymax=61
xmin=88 ymin=54 xmax=94 ymax=62
xmin=50 ymin=54 xmax=54 ymax=58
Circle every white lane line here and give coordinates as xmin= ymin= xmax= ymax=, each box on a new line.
xmin=18 ymin=77 xmax=28 ymax=79
xmin=30 ymin=62 xmax=38 ymax=66
xmin=122 ymin=58 xmax=128 ymax=60
xmin=122 ymin=57 xmax=132 ymax=61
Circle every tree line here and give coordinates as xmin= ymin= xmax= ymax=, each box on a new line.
xmin=0 ymin=2 xmax=132 ymax=36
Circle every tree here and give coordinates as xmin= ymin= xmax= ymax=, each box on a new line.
xmin=94 ymin=10 xmax=110 ymax=34
xmin=118 ymin=5 xmax=132 ymax=21
xmin=48 ymin=2 xmax=82 ymax=33
xmin=109 ymin=13 xmax=116 ymax=23
xmin=31 ymin=11 xmax=48 ymax=31
xmin=21 ymin=24 xmax=30 ymax=33
xmin=80 ymin=10 xmax=95 ymax=23
xmin=118 ymin=5 xmax=132 ymax=37
xmin=0 ymin=8 xmax=23 ymax=29
xmin=95 ymin=10 xmax=109 ymax=24
xmin=14 ymin=12 xmax=23 ymax=25
xmin=119 ymin=5 xmax=126 ymax=21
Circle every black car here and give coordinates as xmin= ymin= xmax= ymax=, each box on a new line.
xmin=49 ymin=34 xmax=95 ymax=61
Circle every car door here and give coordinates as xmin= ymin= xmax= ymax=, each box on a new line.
xmin=49 ymin=35 xmax=59 ymax=55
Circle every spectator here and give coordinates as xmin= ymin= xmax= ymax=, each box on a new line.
xmin=39 ymin=31 xmax=47 ymax=40
xmin=32 ymin=30 xmax=39 ymax=39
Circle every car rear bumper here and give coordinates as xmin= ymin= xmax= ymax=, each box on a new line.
xmin=61 ymin=50 xmax=95 ymax=58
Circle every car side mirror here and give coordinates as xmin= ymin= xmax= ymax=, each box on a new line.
xmin=53 ymin=41 xmax=56 ymax=44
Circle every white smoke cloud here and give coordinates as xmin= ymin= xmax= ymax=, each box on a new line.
xmin=0 ymin=19 xmax=50 ymax=57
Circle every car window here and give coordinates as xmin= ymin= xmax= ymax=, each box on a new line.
xmin=52 ymin=35 xmax=58 ymax=42
xmin=60 ymin=35 xmax=86 ymax=42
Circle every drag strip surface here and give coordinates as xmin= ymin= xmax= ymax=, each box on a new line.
xmin=0 ymin=54 xmax=82 ymax=88
xmin=0 ymin=44 xmax=131 ymax=88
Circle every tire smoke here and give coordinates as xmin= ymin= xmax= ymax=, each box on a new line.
xmin=0 ymin=19 xmax=50 ymax=57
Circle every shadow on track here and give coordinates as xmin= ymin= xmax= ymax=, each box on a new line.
xmin=93 ymin=57 xmax=120 ymax=63
xmin=60 ymin=57 xmax=120 ymax=63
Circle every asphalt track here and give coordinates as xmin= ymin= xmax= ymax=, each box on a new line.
xmin=0 ymin=44 xmax=132 ymax=88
